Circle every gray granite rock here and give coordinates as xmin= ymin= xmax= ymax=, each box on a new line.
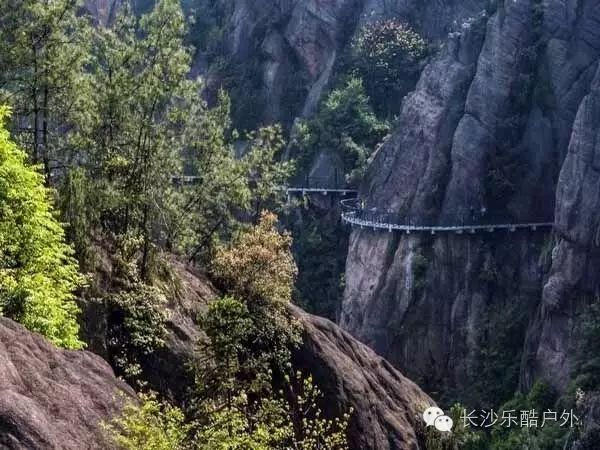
xmin=341 ymin=0 xmax=600 ymax=400
xmin=0 ymin=318 xmax=134 ymax=450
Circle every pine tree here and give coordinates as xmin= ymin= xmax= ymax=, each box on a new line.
xmin=0 ymin=0 xmax=93 ymax=177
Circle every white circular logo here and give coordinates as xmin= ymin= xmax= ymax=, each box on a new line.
xmin=434 ymin=415 xmax=454 ymax=432
xmin=422 ymin=406 xmax=444 ymax=427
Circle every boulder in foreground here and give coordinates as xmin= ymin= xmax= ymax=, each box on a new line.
xmin=0 ymin=318 xmax=135 ymax=450
xmin=290 ymin=305 xmax=433 ymax=450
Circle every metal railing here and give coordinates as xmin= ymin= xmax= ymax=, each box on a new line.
xmin=340 ymin=199 xmax=554 ymax=233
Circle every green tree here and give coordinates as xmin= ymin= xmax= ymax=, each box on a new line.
xmin=0 ymin=0 xmax=92 ymax=177
xmin=104 ymin=393 xmax=191 ymax=450
xmin=212 ymin=211 xmax=298 ymax=305
xmin=74 ymin=0 xmax=194 ymax=278
xmin=352 ymin=19 xmax=428 ymax=117
xmin=292 ymin=78 xmax=389 ymax=186
xmin=0 ymin=107 xmax=84 ymax=348
xmin=206 ymin=213 xmax=301 ymax=394
xmin=176 ymin=96 xmax=293 ymax=263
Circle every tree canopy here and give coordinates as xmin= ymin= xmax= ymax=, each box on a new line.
xmin=0 ymin=107 xmax=83 ymax=349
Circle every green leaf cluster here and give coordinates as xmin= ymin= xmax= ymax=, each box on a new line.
xmin=292 ymin=77 xmax=389 ymax=186
xmin=352 ymin=19 xmax=428 ymax=117
xmin=0 ymin=107 xmax=83 ymax=348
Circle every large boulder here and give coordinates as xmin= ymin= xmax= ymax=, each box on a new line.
xmin=0 ymin=318 xmax=134 ymax=450
xmin=290 ymin=305 xmax=433 ymax=450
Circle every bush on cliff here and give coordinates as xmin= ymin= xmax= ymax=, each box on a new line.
xmin=0 ymin=107 xmax=84 ymax=349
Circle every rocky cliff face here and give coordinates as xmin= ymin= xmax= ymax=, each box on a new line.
xmin=224 ymin=0 xmax=488 ymax=126
xmin=0 ymin=318 xmax=134 ymax=450
xmin=341 ymin=0 xmax=600 ymax=402
xmin=523 ymin=64 xmax=600 ymax=392
xmin=291 ymin=305 xmax=433 ymax=450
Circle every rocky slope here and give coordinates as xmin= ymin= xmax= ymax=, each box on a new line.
xmin=0 ymin=318 xmax=134 ymax=450
xmin=340 ymin=0 xmax=600 ymax=402
xmin=80 ymin=251 xmax=434 ymax=449
xmin=291 ymin=305 xmax=433 ymax=450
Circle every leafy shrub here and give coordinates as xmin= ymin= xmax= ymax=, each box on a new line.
xmin=292 ymin=78 xmax=389 ymax=185
xmin=104 ymin=393 xmax=191 ymax=450
xmin=212 ymin=211 xmax=297 ymax=305
xmin=352 ymin=20 xmax=428 ymax=117
xmin=105 ymin=233 xmax=169 ymax=382
xmin=0 ymin=107 xmax=84 ymax=349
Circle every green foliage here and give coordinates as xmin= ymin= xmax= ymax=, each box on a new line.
xmin=191 ymin=214 xmax=349 ymax=449
xmin=74 ymin=0 xmax=194 ymax=278
xmin=105 ymin=235 xmax=169 ymax=383
xmin=469 ymin=301 xmax=527 ymax=409
xmin=204 ymin=213 xmax=301 ymax=394
xmin=59 ymin=167 xmax=97 ymax=269
xmin=423 ymin=385 xmax=570 ymax=450
xmin=573 ymin=297 xmax=600 ymax=391
xmin=172 ymin=94 xmax=293 ymax=263
xmin=281 ymin=371 xmax=351 ymax=450
xmin=210 ymin=57 xmax=267 ymax=132
xmin=352 ymin=20 xmax=428 ymax=117
xmin=0 ymin=107 xmax=84 ymax=349
xmin=412 ymin=253 xmax=429 ymax=292
xmin=108 ymin=377 xmax=350 ymax=450
xmin=104 ymin=393 xmax=191 ymax=450
xmin=292 ymin=78 xmax=389 ymax=185
xmin=0 ymin=0 xmax=93 ymax=176
xmin=488 ymin=382 xmax=568 ymax=450
xmin=484 ymin=146 xmax=525 ymax=212
xmin=194 ymin=394 xmax=292 ymax=449
xmin=213 ymin=211 xmax=298 ymax=305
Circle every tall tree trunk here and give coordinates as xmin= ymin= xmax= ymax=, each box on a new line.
xmin=32 ymin=41 xmax=39 ymax=164
xmin=42 ymin=86 xmax=50 ymax=179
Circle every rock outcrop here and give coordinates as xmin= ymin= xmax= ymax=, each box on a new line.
xmin=226 ymin=0 xmax=365 ymax=125
xmin=79 ymin=251 xmax=216 ymax=402
xmin=523 ymin=65 xmax=600 ymax=391
xmin=340 ymin=0 xmax=600 ymax=401
xmin=223 ymin=0 xmax=489 ymax=127
xmin=291 ymin=305 xmax=433 ymax=450
xmin=0 ymin=318 xmax=134 ymax=450
xmin=80 ymin=251 xmax=433 ymax=449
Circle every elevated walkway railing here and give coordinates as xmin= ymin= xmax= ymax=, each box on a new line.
xmin=285 ymin=176 xmax=357 ymax=195
xmin=172 ymin=175 xmax=358 ymax=195
xmin=340 ymin=199 xmax=554 ymax=234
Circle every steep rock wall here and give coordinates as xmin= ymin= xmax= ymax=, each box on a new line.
xmin=341 ymin=0 xmax=600 ymax=401
xmin=523 ymin=65 xmax=600 ymax=391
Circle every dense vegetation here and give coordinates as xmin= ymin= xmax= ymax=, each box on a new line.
xmin=0 ymin=108 xmax=83 ymax=349
xmin=351 ymin=19 xmax=428 ymax=118
xmin=106 ymin=214 xmax=351 ymax=448
xmin=0 ymin=0 xmax=351 ymax=447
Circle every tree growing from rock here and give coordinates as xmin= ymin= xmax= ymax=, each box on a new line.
xmin=352 ymin=19 xmax=428 ymax=117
